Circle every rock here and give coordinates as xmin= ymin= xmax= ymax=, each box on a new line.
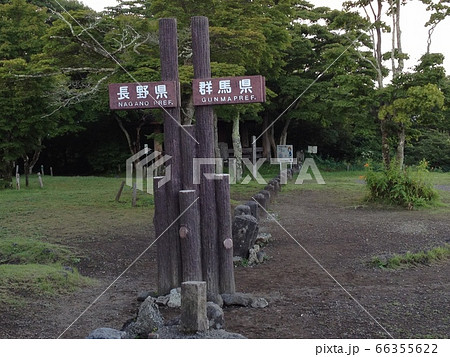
xmin=232 ymin=214 xmax=259 ymax=258
xmin=233 ymin=256 xmax=243 ymax=264
xmin=234 ymin=204 xmax=251 ymax=216
xmin=155 ymin=295 xmax=170 ymax=306
xmin=167 ymin=288 xmax=181 ymax=308
xmin=259 ymin=190 xmax=271 ymax=204
xmin=253 ymin=193 xmax=267 ymax=211
xmin=207 ymin=302 xmax=225 ymax=330
xmin=245 ymin=200 xmax=259 ymax=221
xmin=86 ymin=327 xmax=126 ymax=339
xmin=248 ymin=248 xmax=258 ymax=265
xmin=255 ymin=232 xmax=271 ymax=246
xmin=125 ymin=297 xmax=164 ymax=338
xmin=221 ymin=292 xmax=253 ymax=307
xmin=256 ymin=251 xmax=267 ymax=263
xmin=250 ymin=297 xmax=269 ymax=308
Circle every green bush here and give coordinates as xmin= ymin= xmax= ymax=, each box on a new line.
xmin=364 ymin=160 xmax=439 ymax=209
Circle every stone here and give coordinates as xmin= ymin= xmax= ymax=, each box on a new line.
xmin=206 ymin=302 xmax=225 ymax=330
xmin=234 ymin=204 xmax=251 ymax=216
xmin=259 ymin=190 xmax=271 ymax=204
xmin=232 ymin=214 xmax=259 ymax=258
xmin=250 ymin=297 xmax=269 ymax=308
xmin=252 ymin=193 xmax=267 ymax=215
xmin=256 ymin=250 xmax=267 ymax=263
xmin=180 ymin=281 xmax=208 ymax=333
xmin=221 ymin=292 xmax=253 ymax=307
xmin=167 ymin=288 xmax=181 ymax=308
xmin=86 ymin=327 xmax=126 ymax=339
xmin=125 ymin=297 xmax=164 ymax=338
xmin=248 ymin=248 xmax=258 ymax=265
xmin=232 ymin=256 xmax=243 ymax=264
xmin=255 ymin=232 xmax=271 ymax=246
xmin=245 ymin=200 xmax=259 ymax=221
xmin=155 ymin=295 xmax=170 ymax=306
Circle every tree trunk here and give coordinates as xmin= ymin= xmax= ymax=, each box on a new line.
xmin=0 ymin=160 xmax=12 ymax=189
xmin=396 ymin=123 xmax=406 ymax=169
xmin=269 ymin=124 xmax=277 ymax=157
xmin=262 ymin=113 xmax=271 ymax=160
xmin=279 ymin=117 xmax=291 ymax=145
xmin=182 ymin=94 xmax=195 ymax=125
xmin=380 ymin=119 xmax=391 ymax=169
xmin=115 ymin=115 xmax=135 ymax=156
xmin=231 ymin=112 xmax=243 ymax=182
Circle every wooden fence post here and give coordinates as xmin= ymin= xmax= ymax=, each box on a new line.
xmin=191 ymin=16 xmax=220 ymax=300
xmin=215 ymin=174 xmax=235 ymax=294
xmin=37 ymin=173 xmax=43 ymax=188
xmin=115 ymin=180 xmax=126 ymax=202
xmin=179 ymin=190 xmax=202 ymax=281
xmin=132 ymin=182 xmax=137 ymax=207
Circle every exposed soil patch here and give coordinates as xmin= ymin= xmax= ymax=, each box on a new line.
xmin=1 ymin=189 xmax=449 ymax=339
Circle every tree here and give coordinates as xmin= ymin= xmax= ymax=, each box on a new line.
xmin=378 ymin=83 xmax=444 ymax=168
xmin=0 ymin=0 xmax=52 ymax=187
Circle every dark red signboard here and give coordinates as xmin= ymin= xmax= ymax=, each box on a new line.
xmin=109 ymin=81 xmax=179 ymax=110
xmin=192 ymin=75 xmax=266 ymax=106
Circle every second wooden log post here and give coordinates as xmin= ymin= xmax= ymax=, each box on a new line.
xmin=191 ymin=16 xmax=220 ymax=300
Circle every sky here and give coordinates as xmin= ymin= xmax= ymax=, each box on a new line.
xmin=79 ymin=0 xmax=450 ymax=73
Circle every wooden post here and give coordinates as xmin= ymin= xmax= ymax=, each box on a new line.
xmin=132 ymin=182 xmax=137 ymax=207
xmin=252 ymin=135 xmax=257 ymax=178
xmin=41 ymin=165 xmax=44 ymax=176
xmin=50 ymin=167 xmax=53 ymax=177
xmin=215 ymin=174 xmax=235 ymax=294
xmin=180 ymin=281 xmax=208 ymax=333
xmin=16 ymin=166 xmax=20 ymax=190
xmin=158 ymin=18 xmax=183 ymax=288
xmin=116 ymin=180 xmax=125 ymax=202
xmin=192 ymin=16 xmax=220 ymax=299
xmin=154 ymin=176 xmax=172 ymax=295
xmin=37 ymin=173 xmax=43 ymax=188
xmin=181 ymin=125 xmax=197 ymax=191
xmin=179 ymin=190 xmax=202 ymax=281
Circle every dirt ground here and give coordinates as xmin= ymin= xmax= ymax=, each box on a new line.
xmin=1 ymin=187 xmax=449 ymax=339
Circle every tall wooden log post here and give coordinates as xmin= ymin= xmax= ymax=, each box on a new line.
xmin=191 ymin=16 xmax=220 ymax=300
xmin=158 ymin=18 xmax=183 ymax=294
xmin=179 ymin=190 xmax=202 ymax=281
xmin=215 ymin=174 xmax=235 ymax=294
xmin=154 ymin=176 xmax=171 ymax=295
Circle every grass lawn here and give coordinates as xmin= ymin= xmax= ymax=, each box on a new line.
xmin=0 ymin=176 xmax=153 ymax=305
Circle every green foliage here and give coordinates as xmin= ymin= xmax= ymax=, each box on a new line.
xmin=364 ymin=160 xmax=439 ymax=209
xmin=405 ymin=130 xmax=450 ymax=172
xmin=0 ymin=263 xmax=93 ymax=296
xmin=370 ymin=244 xmax=450 ymax=269
xmin=0 ymin=237 xmax=79 ymax=265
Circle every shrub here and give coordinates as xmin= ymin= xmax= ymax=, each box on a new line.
xmin=364 ymin=160 xmax=439 ymax=209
